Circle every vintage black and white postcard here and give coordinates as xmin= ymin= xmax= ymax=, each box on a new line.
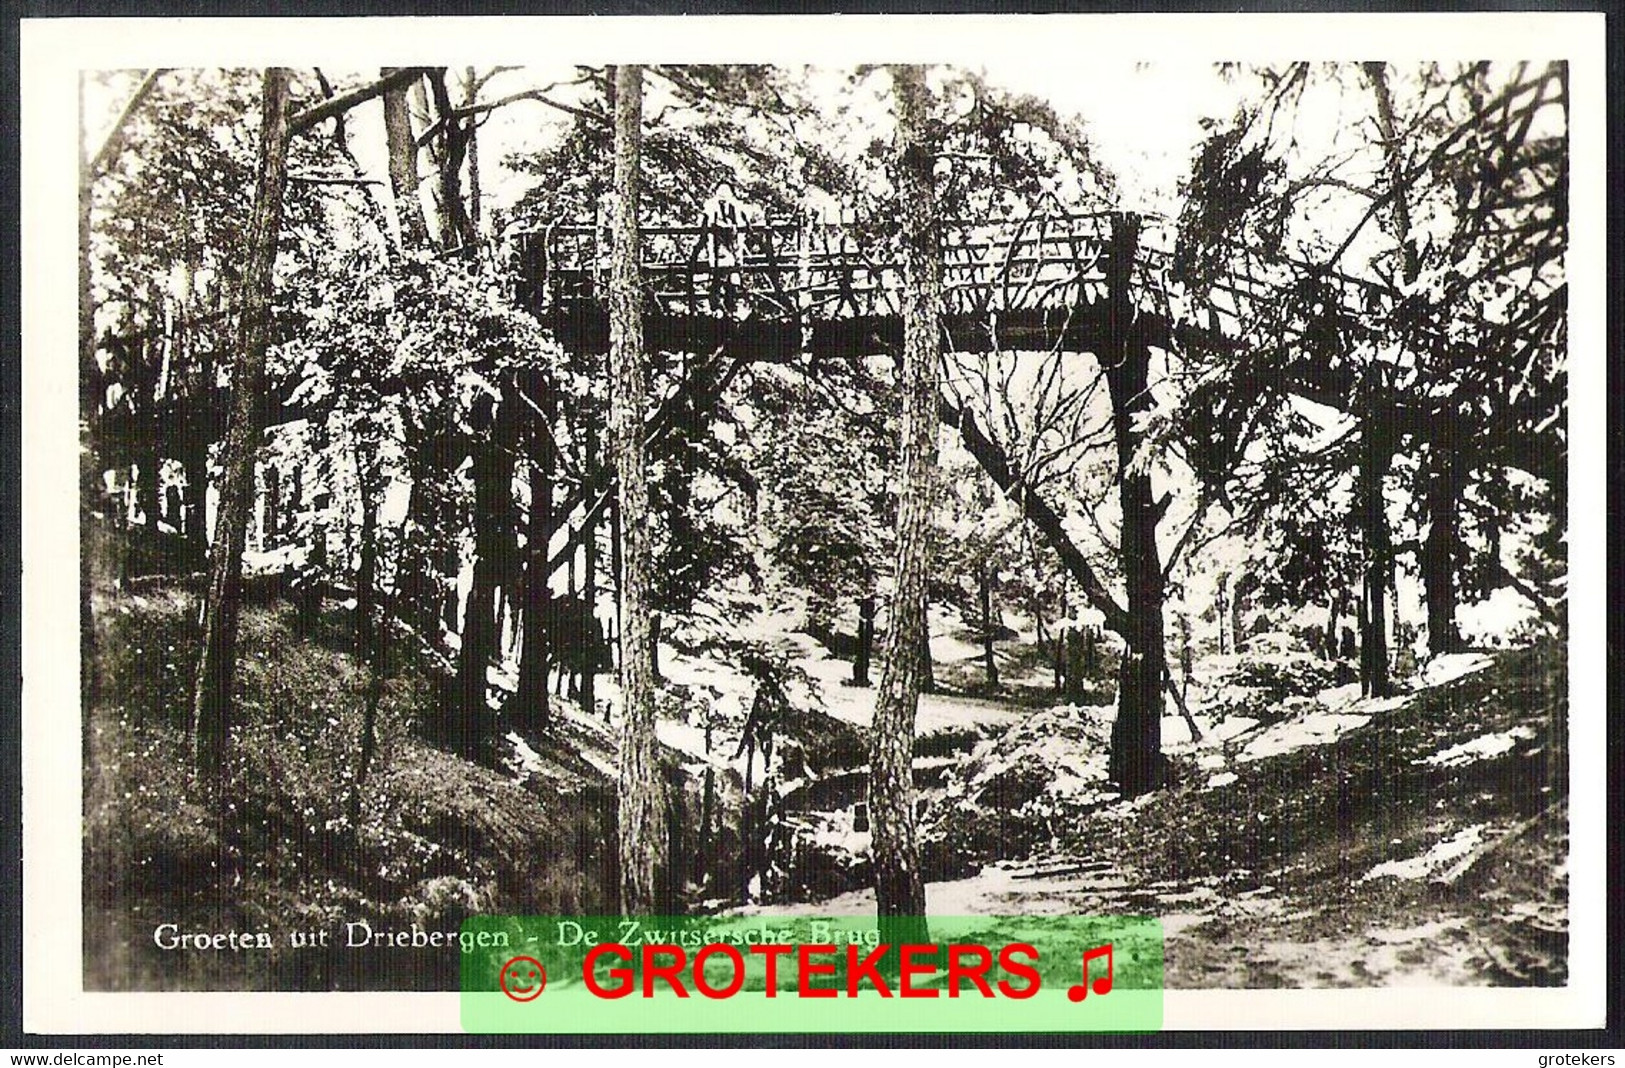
xmin=18 ymin=11 xmax=1608 ymax=1036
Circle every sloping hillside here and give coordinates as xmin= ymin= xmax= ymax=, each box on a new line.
xmin=803 ymin=644 xmax=1567 ymax=986
xmin=83 ymin=565 xmax=620 ymax=991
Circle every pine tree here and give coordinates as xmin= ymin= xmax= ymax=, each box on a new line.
xmin=190 ymin=67 xmax=292 ymax=786
xmin=608 ymin=63 xmax=664 ymax=915
xmin=869 ymin=63 xmax=939 ymax=946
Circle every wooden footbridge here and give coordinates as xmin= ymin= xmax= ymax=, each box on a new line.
xmin=94 ymin=199 xmax=1506 ymax=473
xmin=509 ymin=203 xmax=1490 ymax=376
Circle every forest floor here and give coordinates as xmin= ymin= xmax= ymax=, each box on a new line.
xmin=784 ymin=641 xmax=1569 ymax=987
xmin=82 ymin=527 xmax=1568 ymax=990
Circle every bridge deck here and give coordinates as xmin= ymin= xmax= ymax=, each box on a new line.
xmin=510 ymin=208 xmax=1477 ymax=360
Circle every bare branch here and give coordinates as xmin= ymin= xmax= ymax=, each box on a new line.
xmin=288 ymin=67 xmax=437 ymax=137
xmin=85 ymin=68 xmax=166 ymax=183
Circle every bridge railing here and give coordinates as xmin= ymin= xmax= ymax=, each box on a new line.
xmin=511 ymin=208 xmax=1525 ymax=369
xmin=511 ymin=210 xmax=1123 ymax=322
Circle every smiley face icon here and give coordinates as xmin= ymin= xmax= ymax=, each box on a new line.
xmin=499 ymin=955 xmax=547 ymax=1001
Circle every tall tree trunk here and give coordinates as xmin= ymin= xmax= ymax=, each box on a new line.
xmin=1358 ymin=62 xmax=1414 ymax=693
xmin=1363 ymin=63 xmax=1421 ymax=285
xmin=608 ymin=64 xmax=664 ymax=915
xmin=426 ymin=69 xmax=475 ymax=251
xmin=869 ymin=63 xmax=938 ymax=946
xmin=381 ymin=71 xmax=430 ymax=251
xmin=566 ymin=544 xmax=579 ymax=701
xmin=1358 ymin=424 xmax=1395 ymax=698
xmin=385 ymin=73 xmax=450 ymax=646
xmin=464 ymin=67 xmax=482 ymax=239
xmin=262 ymin=465 xmax=281 ymax=545
xmin=191 ymin=67 xmax=292 ymax=785
xmin=514 ymin=417 xmax=554 ymax=724
xmin=1102 ymin=213 xmax=1167 ymax=799
xmin=453 ymin=393 xmax=514 ymax=754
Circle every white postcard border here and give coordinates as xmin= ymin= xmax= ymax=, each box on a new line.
xmin=20 ymin=11 xmax=1608 ymax=1034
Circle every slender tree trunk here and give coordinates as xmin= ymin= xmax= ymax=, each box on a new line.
xmin=350 ymin=457 xmax=386 ymax=826
xmin=1422 ymin=435 xmax=1463 ymax=656
xmin=868 ymin=63 xmax=938 ymax=946
xmin=191 ymin=67 xmax=292 ymax=786
xmin=299 ymin=519 xmax=326 ymax=636
xmin=1360 ymin=62 xmax=1414 ymax=690
xmin=980 ymin=560 xmax=998 ymax=686
xmin=441 ymin=535 xmax=461 ymax=636
xmin=1363 ymin=63 xmax=1421 ymax=285
xmin=700 ymin=715 xmax=715 ymax=887
xmin=608 ymin=64 xmax=664 ymax=915
xmin=1102 ymin=213 xmax=1166 ymax=799
xmin=397 ymin=474 xmax=431 ymax=634
xmin=426 ymin=69 xmax=475 ymax=251
xmin=464 ymin=67 xmax=482 ymax=239
xmin=136 ymin=451 xmax=162 ymax=532
xmin=1166 ymin=674 xmax=1203 ymax=743
xmin=1052 ymin=628 xmax=1064 ymax=693
xmin=1230 ymin=568 xmax=1246 ymax=649
xmin=262 ymin=465 xmax=282 ymax=545
xmin=383 ymin=73 xmax=454 ymax=654
xmin=182 ymin=438 xmax=210 ymax=570
xmin=581 ymin=417 xmax=599 ymax=715
xmin=1063 ymin=627 xmax=1086 ymax=702
xmin=514 ymin=426 xmax=554 ymax=724
xmin=611 ymin=493 xmax=624 ymax=670
xmin=381 ymin=71 xmax=430 ymax=251
xmin=853 ymin=593 xmax=875 ymax=687
xmin=917 ymin=594 xmax=936 ymax=695
xmin=1358 ymin=424 xmax=1395 ymax=698
xmin=566 ymin=546 xmax=579 ymax=702
xmin=453 ymin=394 xmax=514 ymax=754
xmin=353 ymin=449 xmax=380 ymax=661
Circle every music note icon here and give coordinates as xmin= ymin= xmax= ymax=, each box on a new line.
xmin=1066 ymin=943 xmax=1114 ymax=1002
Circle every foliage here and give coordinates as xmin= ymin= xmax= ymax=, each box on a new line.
xmin=752 ymin=360 xmax=896 ymax=629
xmin=1169 ymin=61 xmax=1567 ymax=644
xmin=1191 ymin=645 xmax=1338 ymax=725
xmin=84 ymin=570 xmax=614 ymax=990
xmin=79 ymin=59 xmax=1572 ymax=940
